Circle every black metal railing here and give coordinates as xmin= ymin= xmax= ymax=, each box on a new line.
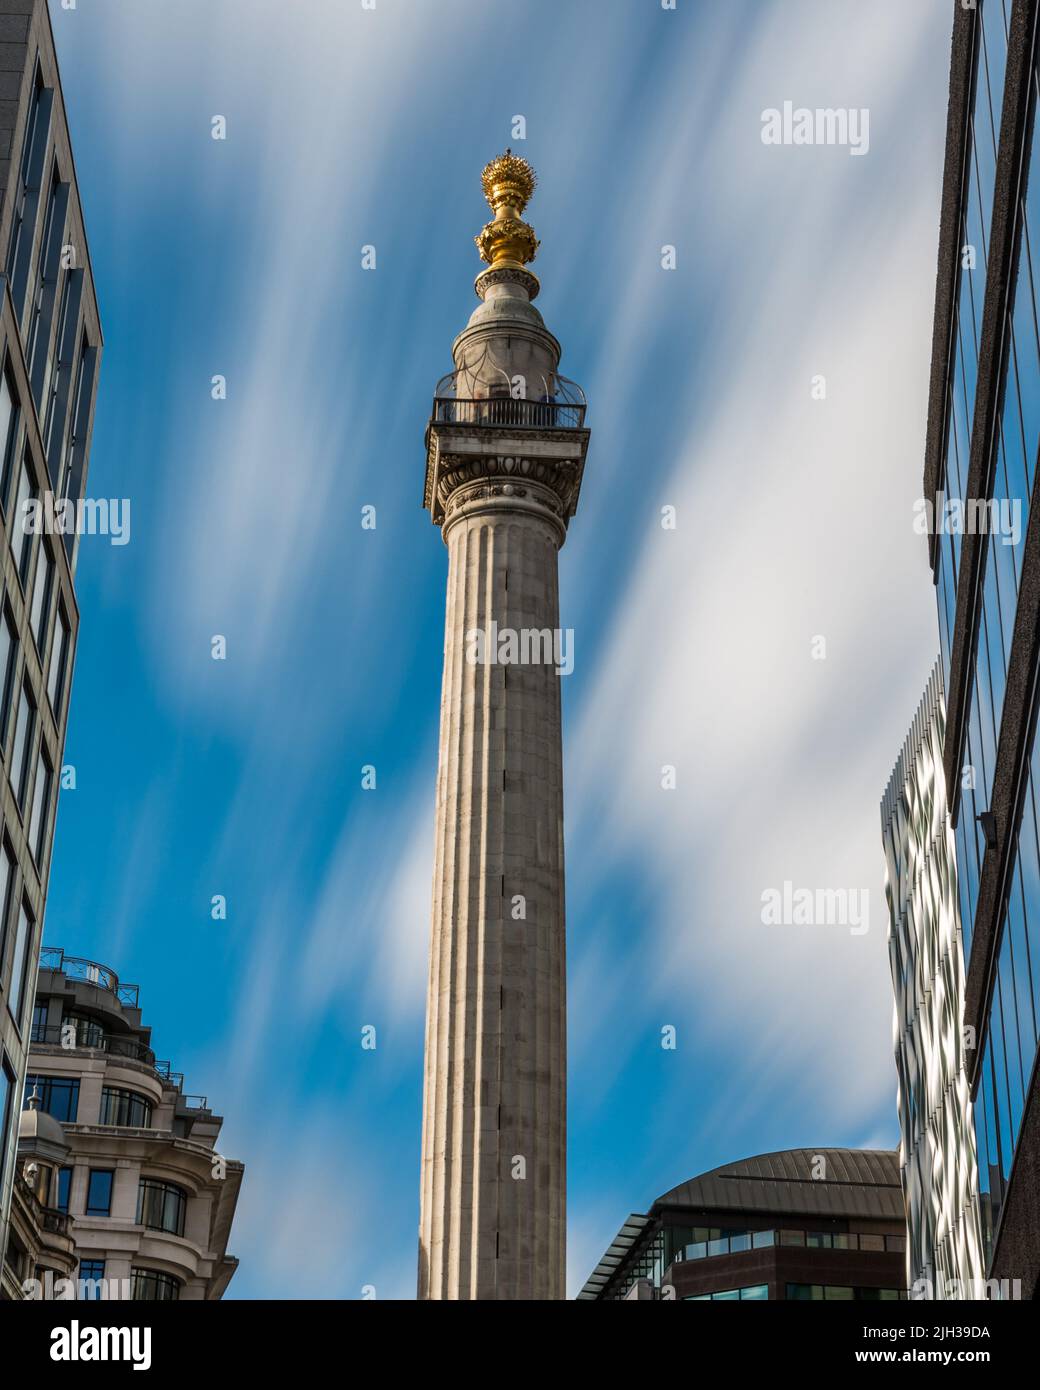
xmin=39 ymin=948 xmax=140 ymax=1008
xmin=154 ymin=1061 xmax=185 ymax=1091
xmin=30 ymin=1022 xmax=194 ymax=1097
xmin=30 ymin=1023 xmax=157 ymax=1068
xmin=431 ymin=396 xmax=585 ymax=429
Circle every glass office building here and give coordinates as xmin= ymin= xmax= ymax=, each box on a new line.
xmin=882 ymin=662 xmax=986 ymax=1297
xmin=924 ymin=0 xmax=1040 ymax=1293
xmin=578 ymin=1149 xmax=906 ymax=1301
xmin=0 ymin=1 xmax=102 ymax=1272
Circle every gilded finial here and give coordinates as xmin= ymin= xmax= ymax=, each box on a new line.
xmin=475 ymin=150 xmax=540 ymax=269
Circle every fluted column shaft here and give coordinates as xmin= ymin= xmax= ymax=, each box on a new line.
xmin=419 ymin=498 xmax=566 ymax=1301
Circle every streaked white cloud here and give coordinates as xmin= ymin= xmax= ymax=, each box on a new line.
xmin=567 ymin=0 xmax=947 ymax=1146
xmin=50 ymin=0 xmax=952 ymax=1299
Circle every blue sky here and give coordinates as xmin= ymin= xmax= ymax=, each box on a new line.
xmin=43 ymin=0 xmax=951 ymax=1297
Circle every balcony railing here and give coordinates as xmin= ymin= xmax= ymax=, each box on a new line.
xmin=42 ymin=1207 xmax=70 ymax=1237
xmin=673 ymin=1229 xmax=906 ymax=1263
xmin=39 ymin=947 xmax=140 ymax=1008
xmin=153 ymin=1061 xmax=184 ymax=1091
xmin=17 ymin=1179 xmax=70 ymax=1238
xmin=31 ymin=1023 xmax=196 ymax=1099
xmin=431 ymin=396 xmax=586 ymax=429
xmin=31 ymin=1022 xmax=156 ymax=1068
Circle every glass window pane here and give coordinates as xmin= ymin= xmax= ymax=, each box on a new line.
xmin=47 ymin=606 xmax=69 ymax=712
xmin=86 ymin=1169 xmax=113 ymax=1216
xmin=7 ymin=898 xmax=34 ymax=1028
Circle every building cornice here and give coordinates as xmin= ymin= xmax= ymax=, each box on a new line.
xmin=424 ymin=420 xmax=590 ymax=533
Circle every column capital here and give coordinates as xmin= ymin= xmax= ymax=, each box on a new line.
xmin=423 ymin=421 xmax=590 ymax=541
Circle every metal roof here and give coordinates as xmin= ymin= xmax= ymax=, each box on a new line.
xmin=653 ymin=1147 xmax=903 ymax=1221
xmin=576 ymin=1214 xmax=653 ymax=1301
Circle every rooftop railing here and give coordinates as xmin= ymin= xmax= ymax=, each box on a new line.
xmin=431 ymin=396 xmax=586 ymax=429
xmin=39 ymin=947 xmax=140 ymax=1008
xmin=153 ymin=1061 xmax=185 ymax=1091
xmin=37 ymin=949 xmax=209 ymax=1111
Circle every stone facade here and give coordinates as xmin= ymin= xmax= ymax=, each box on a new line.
xmin=1 ymin=949 xmax=243 ymax=1300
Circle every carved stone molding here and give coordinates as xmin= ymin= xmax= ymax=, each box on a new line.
xmin=441 ymin=477 xmax=568 ymax=542
xmin=432 ymin=449 xmax=580 ymax=530
xmin=473 ymin=266 xmax=541 ymax=302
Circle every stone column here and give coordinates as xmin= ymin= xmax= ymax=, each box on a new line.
xmin=418 ymin=152 xmax=589 ymax=1302
xmin=420 ymin=503 xmax=566 ymax=1300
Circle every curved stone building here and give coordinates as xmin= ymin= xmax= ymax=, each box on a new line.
xmin=0 ymin=1092 xmax=76 ymax=1298
xmin=6 ymin=946 xmax=243 ymax=1300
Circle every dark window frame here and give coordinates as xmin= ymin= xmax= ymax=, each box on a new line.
xmin=5 ymin=61 xmax=53 ymax=317
xmin=7 ymin=894 xmax=35 ymax=1030
xmin=136 ymin=1178 xmax=187 ymax=1237
xmin=78 ymin=1257 xmax=105 ymax=1299
xmin=99 ymin=1085 xmax=153 ymax=1129
xmin=10 ymin=677 xmax=37 ymax=810
xmin=85 ymin=1168 xmax=114 ymax=1217
xmin=0 ymin=605 xmax=18 ymax=749
xmin=0 ymin=357 xmax=21 ymax=510
xmin=130 ymin=1267 xmax=180 ymax=1302
xmin=23 ymin=1073 xmax=79 ymax=1124
xmin=28 ymin=741 xmax=53 ymax=870
xmin=11 ymin=445 xmax=38 ymax=589
xmin=55 ymin=1165 xmax=71 ymax=1214
xmin=46 ymin=601 xmax=70 ymax=719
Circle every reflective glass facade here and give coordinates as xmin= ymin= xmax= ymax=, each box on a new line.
xmin=926 ymin=0 xmax=1040 ymax=1290
xmin=0 ymin=2 xmax=102 ymax=1271
xmin=786 ymin=1285 xmax=904 ymax=1302
xmin=972 ymin=720 xmax=1040 ymax=1261
xmin=938 ymin=0 xmax=1011 ymax=692
xmin=882 ymin=664 xmax=985 ymax=1296
xmin=685 ymin=1285 xmax=768 ymax=1302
